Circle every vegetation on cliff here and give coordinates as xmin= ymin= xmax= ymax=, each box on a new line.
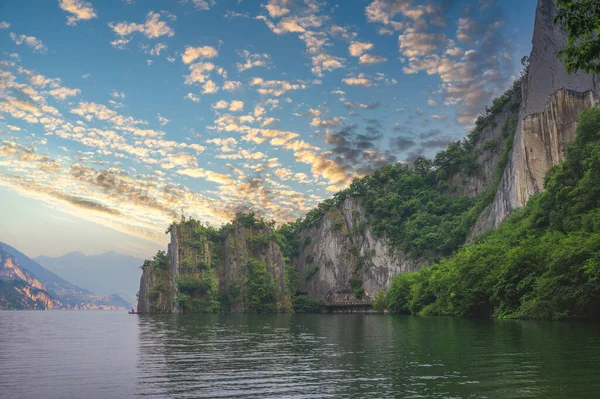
xmin=282 ymin=78 xmax=522 ymax=263
xmin=384 ymin=108 xmax=600 ymax=320
xmin=141 ymin=212 xmax=293 ymax=314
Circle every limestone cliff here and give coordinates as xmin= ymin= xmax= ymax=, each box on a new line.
xmin=472 ymin=0 xmax=599 ymax=235
xmin=138 ymin=217 xmax=292 ymax=313
xmin=295 ymin=197 xmax=417 ymax=302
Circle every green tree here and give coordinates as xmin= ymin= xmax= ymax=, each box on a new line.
xmin=554 ymin=0 xmax=600 ymax=75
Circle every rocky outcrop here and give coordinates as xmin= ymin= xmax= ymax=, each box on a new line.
xmin=138 ymin=218 xmax=292 ymax=313
xmin=472 ymin=0 xmax=599 ymax=235
xmin=296 ymin=197 xmax=418 ymax=302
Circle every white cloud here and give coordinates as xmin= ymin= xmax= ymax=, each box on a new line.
xmin=348 ymin=41 xmax=373 ymax=57
xmin=184 ymin=62 xmax=215 ymax=85
xmin=149 ymin=43 xmax=167 ymax=56
xmin=186 ymin=93 xmax=200 ymax=102
xmin=109 ymin=11 xmax=174 ymax=40
xmin=10 ymin=33 xmax=47 ymax=53
xmin=110 ymin=38 xmax=130 ymax=49
xmin=157 ymin=113 xmax=170 ymax=125
xmin=48 ymin=87 xmax=81 ymax=100
xmin=0 ymin=21 xmax=10 ymax=29
xmin=236 ymin=50 xmax=269 ymax=72
xmin=342 ymin=73 xmax=372 ymax=87
xmin=182 ymin=46 xmax=218 ymax=64
xmin=229 ymin=100 xmax=244 ymax=112
xmin=212 ymin=100 xmax=228 ymax=109
xmin=250 ymin=77 xmax=306 ymax=96
xmin=222 ymin=81 xmax=242 ymax=92
xmin=58 ymin=0 xmax=97 ymax=26
xmin=202 ymin=80 xmax=218 ymax=94
xmin=181 ymin=0 xmax=211 ymax=10
xmin=359 ymin=53 xmax=386 ymax=64
xmin=311 ymin=53 xmax=344 ymax=77
xmin=110 ymin=91 xmax=126 ymax=99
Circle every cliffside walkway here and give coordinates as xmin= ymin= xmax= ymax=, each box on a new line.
xmin=324 ymin=298 xmax=374 ymax=313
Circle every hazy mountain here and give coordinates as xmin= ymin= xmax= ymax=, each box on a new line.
xmin=0 ymin=242 xmax=131 ymax=310
xmin=35 ymin=251 xmax=143 ymax=305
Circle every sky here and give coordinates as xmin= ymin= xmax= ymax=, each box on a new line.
xmin=0 ymin=0 xmax=537 ymax=258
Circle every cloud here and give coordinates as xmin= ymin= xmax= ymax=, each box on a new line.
xmin=157 ymin=113 xmax=170 ymax=125
xmin=342 ymin=73 xmax=373 ymax=87
xmin=344 ymin=100 xmax=380 ymax=110
xmin=181 ymin=0 xmax=211 ymax=10
xmin=202 ymin=80 xmax=218 ymax=94
xmin=320 ymin=119 xmax=396 ymax=181
xmin=58 ymin=0 xmax=97 ymax=26
xmin=399 ymin=30 xmax=444 ymax=57
xmin=110 ymin=91 xmax=125 ymax=99
xmin=222 ymin=81 xmax=242 ymax=92
xmin=212 ymin=100 xmax=228 ymax=110
xmin=229 ymin=100 xmax=244 ymax=112
xmin=311 ymin=53 xmax=344 ymax=77
xmin=110 ymin=38 xmax=130 ymax=49
xmin=109 ymin=11 xmax=174 ymax=40
xmin=149 ymin=43 xmax=167 ymax=56
xmin=185 ymin=93 xmax=200 ymax=102
xmin=182 ymin=45 xmax=218 ymax=64
xmin=184 ymin=62 xmax=216 ymax=85
xmin=389 ymin=136 xmax=416 ymax=151
xmin=10 ymin=33 xmax=47 ymax=53
xmin=236 ymin=50 xmax=270 ymax=72
xmin=177 ymin=168 xmax=235 ymax=185
xmin=0 ymin=21 xmax=11 ymax=29
xmin=359 ymin=54 xmax=387 ymax=65
xmin=349 ymin=41 xmax=373 ymax=57
xmin=250 ymin=77 xmax=306 ymax=96
xmin=48 ymin=87 xmax=81 ymax=100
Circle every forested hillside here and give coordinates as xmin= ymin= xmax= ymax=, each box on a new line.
xmin=383 ymin=108 xmax=600 ymax=320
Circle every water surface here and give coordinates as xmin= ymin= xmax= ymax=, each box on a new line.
xmin=1 ymin=312 xmax=599 ymax=398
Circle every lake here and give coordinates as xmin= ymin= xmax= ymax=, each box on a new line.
xmin=0 ymin=312 xmax=599 ymax=398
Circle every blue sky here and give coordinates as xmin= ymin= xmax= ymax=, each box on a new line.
xmin=0 ymin=0 xmax=537 ymax=257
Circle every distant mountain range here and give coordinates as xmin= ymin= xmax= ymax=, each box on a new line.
xmin=0 ymin=242 xmax=132 ymax=310
xmin=35 ymin=251 xmax=144 ymax=306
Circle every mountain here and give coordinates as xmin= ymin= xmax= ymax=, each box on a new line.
xmin=137 ymin=0 xmax=600 ymax=319
xmin=0 ymin=246 xmax=57 ymax=309
xmin=0 ymin=242 xmax=131 ymax=310
xmin=35 ymin=251 xmax=143 ymax=306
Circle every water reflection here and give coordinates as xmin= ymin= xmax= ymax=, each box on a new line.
xmin=136 ymin=315 xmax=600 ymax=398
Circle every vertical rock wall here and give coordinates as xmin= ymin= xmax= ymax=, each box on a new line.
xmin=296 ymin=197 xmax=418 ymax=302
xmin=472 ymin=0 xmax=599 ymax=235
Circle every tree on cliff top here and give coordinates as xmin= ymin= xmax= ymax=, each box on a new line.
xmin=555 ymin=0 xmax=600 ymax=76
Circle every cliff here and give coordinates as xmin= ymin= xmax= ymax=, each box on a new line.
xmin=471 ymin=0 xmax=599 ymax=235
xmin=294 ymin=197 xmax=416 ymax=302
xmin=138 ymin=216 xmax=292 ymax=313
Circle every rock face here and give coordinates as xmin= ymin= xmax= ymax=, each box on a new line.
xmin=0 ymin=250 xmax=58 ymax=309
xmin=138 ymin=218 xmax=292 ymax=313
xmin=472 ymin=0 xmax=599 ymax=235
xmin=295 ymin=197 xmax=417 ymax=302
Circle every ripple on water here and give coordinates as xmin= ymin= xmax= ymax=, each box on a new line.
xmin=1 ymin=313 xmax=600 ymax=398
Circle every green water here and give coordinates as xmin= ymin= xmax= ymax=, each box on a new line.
xmin=1 ymin=312 xmax=599 ymax=398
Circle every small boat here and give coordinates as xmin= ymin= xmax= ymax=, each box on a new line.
xmin=128 ymin=309 xmax=137 ymax=314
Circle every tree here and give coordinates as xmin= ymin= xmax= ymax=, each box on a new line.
xmin=554 ymin=0 xmax=600 ymax=76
